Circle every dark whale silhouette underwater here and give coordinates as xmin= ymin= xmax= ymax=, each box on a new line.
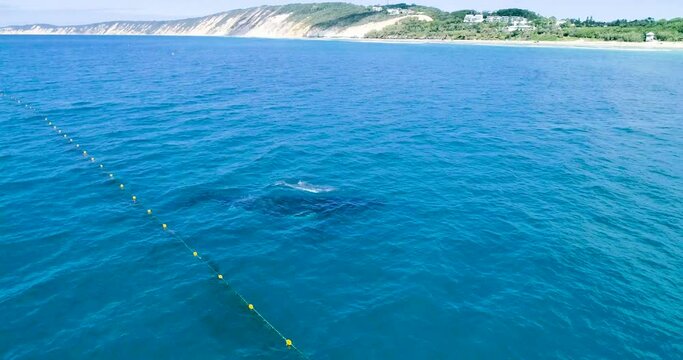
xmin=176 ymin=181 xmax=381 ymax=218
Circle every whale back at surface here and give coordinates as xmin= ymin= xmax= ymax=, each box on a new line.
xmin=174 ymin=183 xmax=381 ymax=218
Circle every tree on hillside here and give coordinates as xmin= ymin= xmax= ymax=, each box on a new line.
xmin=492 ymin=8 xmax=540 ymax=19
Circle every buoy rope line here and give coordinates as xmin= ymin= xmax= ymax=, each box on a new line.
xmin=1 ymin=91 xmax=307 ymax=359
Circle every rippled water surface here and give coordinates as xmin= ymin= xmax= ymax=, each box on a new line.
xmin=1 ymin=36 xmax=682 ymax=359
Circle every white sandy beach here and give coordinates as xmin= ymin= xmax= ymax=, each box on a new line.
xmin=341 ymin=38 xmax=683 ymax=51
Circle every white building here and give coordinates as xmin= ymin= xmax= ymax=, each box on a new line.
xmin=484 ymin=15 xmax=529 ymax=25
xmin=485 ymin=16 xmax=528 ymax=25
xmin=387 ymin=8 xmax=415 ymax=15
xmin=463 ymin=14 xmax=484 ymax=23
xmin=371 ymin=6 xmax=383 ymax=12
xmin=485 ymin=16 xmax=504 ymax=23
xmin=507 ymin=24 xmax=535 ymax=32
xmin=646 ymin=32 xmax=656 ymax=42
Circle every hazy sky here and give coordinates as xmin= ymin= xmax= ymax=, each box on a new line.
xmin=1 ymin=0 xmax=681 ymax=26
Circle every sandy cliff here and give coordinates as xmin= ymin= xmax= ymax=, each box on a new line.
xmin=0 ymin=6 xmax=432 ymax=38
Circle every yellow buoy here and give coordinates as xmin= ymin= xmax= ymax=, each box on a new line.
xmin=76 ymin=144 xmax=80 ymax=148
xmin=63 ymin=134 xmax=67 ymax=138
xmin=99 ymin=164 xmax=103 ymax=168
xmin=217 ymin=274 xmax=223 ymax=280
xmin=162 ymin=223 xmax=167 ymax=230
xmin=48 ymin=122 xmax=52 ymax=125
xmin=193 ymin=251 xmax=198 ymax=257
xmin=132 ymin=195 xmax=137 ymax=202
xmin=248 ymin=304 xmax=254 ymax=310
xmin=109 ymin=173 xmax=114 ymax=178
xmin=82 ymin=151 xmax=87 ymax=156
xmin=119 ymin=184 xmax=124 ymax=190
xmin=90 ymin=157 xmax=95 ymax=162
xmin=285 ymin=339 xmax=293 ymax=347
xmin=147 ymin=209 xmax=152 ymax=215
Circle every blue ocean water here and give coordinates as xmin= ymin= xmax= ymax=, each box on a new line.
xmin=0 ymin=36 xmax=682 ymax=359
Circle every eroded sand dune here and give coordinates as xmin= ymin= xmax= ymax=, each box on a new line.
xmin=0 ymin=7 xmax=433 ymax=39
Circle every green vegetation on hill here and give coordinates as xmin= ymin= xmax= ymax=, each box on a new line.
xmin=364 ymin=4 xmax=683 ymax=42
xmin=492 ymin=8 xmax=540 ymax=20
xmin=277 ymin=2 xmax=367 ymax=23
xmin=563 ymin=18 xmax=683 ymax=41
xmin=276 ymin=3 xmax=389 ymax=30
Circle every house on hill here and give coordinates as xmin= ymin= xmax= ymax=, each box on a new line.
xmin=485 ymin=16 xmax=528 ymax=24
xmin=463 ymin=14 xmax=484 ymax=23
xmin=387 ymin=8 xmax=415 ymax=15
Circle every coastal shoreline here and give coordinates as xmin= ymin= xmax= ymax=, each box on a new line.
xmin=2 ymin=33 xmax=682 ymax=51
xmin=322 ymin=37 xmax=683 ymax=51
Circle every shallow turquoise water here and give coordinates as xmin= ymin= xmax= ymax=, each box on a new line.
xmin=0 ymin=36 xmax=682 ymax=359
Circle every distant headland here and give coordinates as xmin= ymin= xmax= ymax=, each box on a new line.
xmin=1 ymin=3 xmax=681 ymax=49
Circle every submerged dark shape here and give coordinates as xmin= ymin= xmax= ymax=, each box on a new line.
xmin=180 ymin=185 xmax=380 ymax=218
xmin=233 ymin=194 xmax=380 ymax=218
